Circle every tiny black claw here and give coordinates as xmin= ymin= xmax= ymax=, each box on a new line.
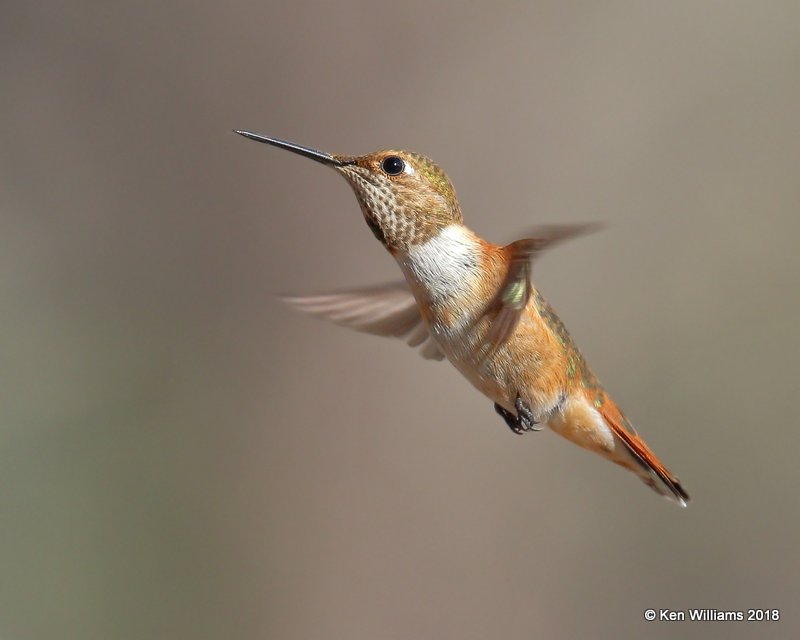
xmin=494 ymin=402 xmax=522 ymax=434
xmin=515 ymin=395 xmax=543 ymax=432
xmin=494 ymin=395 xmax=541 ymax=434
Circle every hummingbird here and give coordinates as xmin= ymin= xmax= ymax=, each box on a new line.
xmin=235 ymin=130 xmax=690 ymax=507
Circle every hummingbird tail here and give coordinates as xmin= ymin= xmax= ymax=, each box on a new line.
xmin=613 ymin=429 xmax=690 ymax=507
xmin=597 ymin=399 xmax=690 ymax=507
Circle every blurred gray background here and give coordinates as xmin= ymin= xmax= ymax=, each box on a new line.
xmin=1 ymin=2 xmax=798 ymax=639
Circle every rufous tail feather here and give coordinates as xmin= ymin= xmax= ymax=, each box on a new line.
xmin=596 ymin=397 xmax=690 ymax=507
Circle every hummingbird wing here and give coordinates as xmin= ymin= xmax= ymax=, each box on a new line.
xmin=479 ymin=223 xmax=603 ymax=357
xmin=283 ymin=282 xmax=445 ymax=361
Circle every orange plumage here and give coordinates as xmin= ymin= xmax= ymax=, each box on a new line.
xmin=235 ymin=131 xmax=690 ymax=506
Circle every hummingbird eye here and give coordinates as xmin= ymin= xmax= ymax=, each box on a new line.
xmin=380 ymin=156 xmax=405 ymax=176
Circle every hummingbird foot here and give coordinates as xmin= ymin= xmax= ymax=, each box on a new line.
xmin=494 ymin=395 xmax=542 ymax=434
xmin=494 ymin=403 xmax=522 ymax=433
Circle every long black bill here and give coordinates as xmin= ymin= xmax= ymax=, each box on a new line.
xmin=234 ymin=130 xmax=353 ymax=167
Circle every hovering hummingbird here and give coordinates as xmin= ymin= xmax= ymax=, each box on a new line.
xmin=235 ymin=130 xmax=690 ymax=507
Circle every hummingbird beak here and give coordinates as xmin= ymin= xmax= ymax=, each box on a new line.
xmin=234 ymin=130 xmax=354 ymax=167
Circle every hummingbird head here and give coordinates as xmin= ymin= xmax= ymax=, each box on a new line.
xmin=235 ymin=131 xmax=462 ymax=252
xmin=336 ymin=150 xmax=463 ymax=251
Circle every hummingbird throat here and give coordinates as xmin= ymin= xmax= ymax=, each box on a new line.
xmin=343 ymin=163 xmax=460 ymax=252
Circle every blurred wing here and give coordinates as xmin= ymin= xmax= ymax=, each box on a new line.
xmin=283 ymin=282 xmax=445 ymax=361
xmin=478 ymin=223 xmax=603 ymax=358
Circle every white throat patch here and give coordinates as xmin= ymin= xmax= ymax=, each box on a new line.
xmin=399 ymin=225 xmax=481 ymax=304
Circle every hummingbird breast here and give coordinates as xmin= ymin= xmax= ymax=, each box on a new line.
xmin=396 ymin=224 xmax=569 ymax=420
